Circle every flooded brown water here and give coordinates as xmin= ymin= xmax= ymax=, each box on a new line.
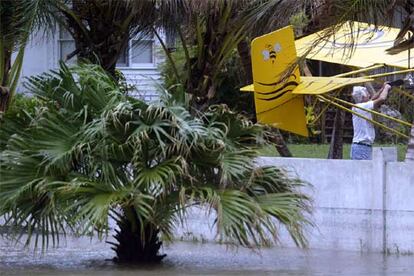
xmin=1 ymin=237 xmax=413 ymax=275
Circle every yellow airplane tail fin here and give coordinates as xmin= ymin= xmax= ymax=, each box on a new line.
xmin=250 ymin=26 xmax=309 ymax=136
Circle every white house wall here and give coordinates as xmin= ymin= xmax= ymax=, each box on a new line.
xmin=18 ymin=31 xmax=57 ymax=93
xmin=18 ymin=30 xmax=163 ymax=102
xmin=121 ymin=68 xmax=162 ymax=102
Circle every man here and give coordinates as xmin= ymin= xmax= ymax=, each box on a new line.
xmin=350 ymin=83 xmax=391 ymax=160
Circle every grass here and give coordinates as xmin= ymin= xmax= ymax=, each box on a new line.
xmin=259 ymin=143 xmax=408 ymax=161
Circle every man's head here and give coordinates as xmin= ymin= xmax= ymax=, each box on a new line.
xmin=352 ymin=86 xmax=370 ymax=103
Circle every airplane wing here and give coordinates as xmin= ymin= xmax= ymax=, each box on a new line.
xmin=292 ymin=76 xmax=373 ymax=95
xmin=241 ymin=76 xmax=372 ymax=94
xmin=295 ymin=21 xmax=414 ymax=69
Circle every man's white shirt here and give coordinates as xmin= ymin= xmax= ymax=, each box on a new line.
xmin=352 ymin=100 xmax=375 ymax=145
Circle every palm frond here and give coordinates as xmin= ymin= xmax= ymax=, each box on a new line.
xmin=0 ymin=0 xmax=57 ymax=52
xmin=257 ymin=192 xmax=312 ymax=247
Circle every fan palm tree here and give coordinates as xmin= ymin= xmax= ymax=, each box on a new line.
xmin=0 ymin=63 xmax=311 ymax=263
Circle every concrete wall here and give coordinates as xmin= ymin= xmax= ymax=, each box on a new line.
xmin=176 ymin=147 xmax=414 ymax=254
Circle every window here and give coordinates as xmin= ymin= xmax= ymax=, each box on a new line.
xmin=116 ymin=35 xmax=154 ymax=68
xmin=58 ymin=28 xmax=77 ymax=64
xmin=58 ymin=28 xmax=154 ymax=68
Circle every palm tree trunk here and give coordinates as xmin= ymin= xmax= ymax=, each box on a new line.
xmin=328 ymin=107 xmax=344 ymax=159
xmin=405 ymin=121 xmax=414 ymax=162
xmin=0 ymin=50 xmax=11 ymax=112
xmin=0 ymin=86 xmax=10 ymax=113
xmin=237 ymin=39 xmax=253 ymax=84
xmin=111 ymin=207 xmax=166 ymax=264
xmin=269 ymin=128 xmax=293 ymax=157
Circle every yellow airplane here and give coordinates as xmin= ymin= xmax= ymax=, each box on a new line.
xmin=241 ymin=25 xmax=372 ymax=136
xmin=242 ymin=23 xmax=414 ymax=137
